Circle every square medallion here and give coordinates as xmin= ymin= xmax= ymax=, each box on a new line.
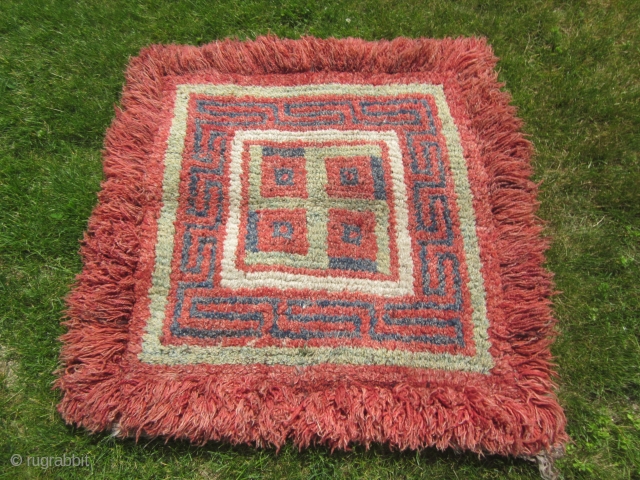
xmin=221 ymin=129 xmax=413 ymax=295
xmin=137 ymin=83 xmax=494 ymax=372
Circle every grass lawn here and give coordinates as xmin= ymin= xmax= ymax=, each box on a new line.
xmin=1 ymin=0 xmax=639 ymax=478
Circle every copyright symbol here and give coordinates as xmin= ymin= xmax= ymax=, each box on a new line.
xmin=10 ymin=454 xmax=22 ymax=466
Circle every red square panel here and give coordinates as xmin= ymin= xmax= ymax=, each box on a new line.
xmin=325 ymin=156 xmax=375 ymax=199
xmin=255 ymin=208 xmax=309 ymax=255
xmin=327 ymin=209 xmax=377 ymax=261
xmin=261 ymin=155 xmax=308 ymax=198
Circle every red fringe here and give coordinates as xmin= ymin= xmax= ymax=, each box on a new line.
xmin=55 ymin=36 xmax=568 ymax=457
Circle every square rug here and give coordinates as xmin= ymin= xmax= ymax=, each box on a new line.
xmin=57 ymin=36 xmax=567 ymax=463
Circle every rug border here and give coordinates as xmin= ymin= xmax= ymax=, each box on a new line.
xmin=56 ymin=36 xmax=567 ymax=457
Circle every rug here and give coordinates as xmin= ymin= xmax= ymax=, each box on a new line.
xmin=56 ymin=36 xmax=567 ymax=460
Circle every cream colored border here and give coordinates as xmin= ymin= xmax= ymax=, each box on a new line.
xmin=221 ymin=129 xmax=413 ymax=296
xmin=139 ymin=83 xmax=493 ymax=373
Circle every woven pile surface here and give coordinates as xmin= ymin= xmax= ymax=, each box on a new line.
xmin=57 ymin=36 xmax=567 ymax=457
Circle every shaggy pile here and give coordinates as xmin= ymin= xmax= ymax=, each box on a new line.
xmin=56 ymin=36 xmax=567 ymax=461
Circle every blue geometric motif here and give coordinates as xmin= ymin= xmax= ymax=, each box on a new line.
xmin=370 ymin=313 xmax=464 ymax=346
xmin=180 ymin=229 xmax=216 ymax=274
xmin=171 ymin=95 xmax=467 ymax=347
xmin=328 ymin=257 xmax=377 ymax=273
xmin=192 ymin=121 xmax=226 ymax=172
xmin=340 ymin=168 xmax=359 ymax=186
xmin=186 ymin=167 xmax=223 ymax=223
xmin=245 ymin=211 xmax=259 ymax=253
xmin=262 ymin=146 xmax=304 ymax=157
xmin=341 ymin=223 xmax=362 ymax=245
xmin=183 ymin=297 xmax=277 ymax=339
xmin=272 ymin=221 xmax=293 ymax=240
xmin=274 ymin=168 xmax=295 ymax=186
xmin=271 ymin=299 xmax=373 ymax=340
xmin=410 ymin=141 xmax=442 ymax=175
xmin=371 ymin=156 xmax=387 ymax=200
xmin=413 ymin=190 xmax=454 ymax=244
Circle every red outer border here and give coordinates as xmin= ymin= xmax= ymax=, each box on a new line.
xmin=56 ymin=36 xmax=567 ymax=457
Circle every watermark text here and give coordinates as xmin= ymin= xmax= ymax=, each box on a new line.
xmin=10 ymin=453 xmax=90 ymax=469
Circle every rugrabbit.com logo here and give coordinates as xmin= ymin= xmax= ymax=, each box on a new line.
xmin=10 ymin=453 xmax=91 ymax=470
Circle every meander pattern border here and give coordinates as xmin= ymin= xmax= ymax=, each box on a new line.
xmin=139 ymin=83 xmax=493 ymax=373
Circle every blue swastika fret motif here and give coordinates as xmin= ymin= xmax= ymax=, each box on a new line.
xmin=170 ymin=95 xmax=466 ymax=348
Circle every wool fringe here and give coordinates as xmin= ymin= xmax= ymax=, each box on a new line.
xmin=55 ymin=36 xmax=567 ymax=457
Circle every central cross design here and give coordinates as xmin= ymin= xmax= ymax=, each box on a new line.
xmin=244 ymin=142 xmax=393 ymax=275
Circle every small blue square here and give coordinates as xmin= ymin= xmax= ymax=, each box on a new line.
xmin=342 ymin=223 xmax=362 ymax=246
xmin=273 ymin=221 xmax=293 ymax=239
xmin=274 ymin=168 xmax=294 ymax=186
xmin=340 ymin=168 xmax=359 ymax=186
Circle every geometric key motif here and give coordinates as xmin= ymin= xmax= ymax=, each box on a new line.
xmin=139 ymin=83 xmax=494 ymax=374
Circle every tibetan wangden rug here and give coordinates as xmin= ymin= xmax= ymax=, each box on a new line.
xmin=57 ymin=36 xmax=567 ymax=462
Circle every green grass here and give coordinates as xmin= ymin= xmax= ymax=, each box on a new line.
xmin=1 ymin=0 xmax=638 ymax=478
